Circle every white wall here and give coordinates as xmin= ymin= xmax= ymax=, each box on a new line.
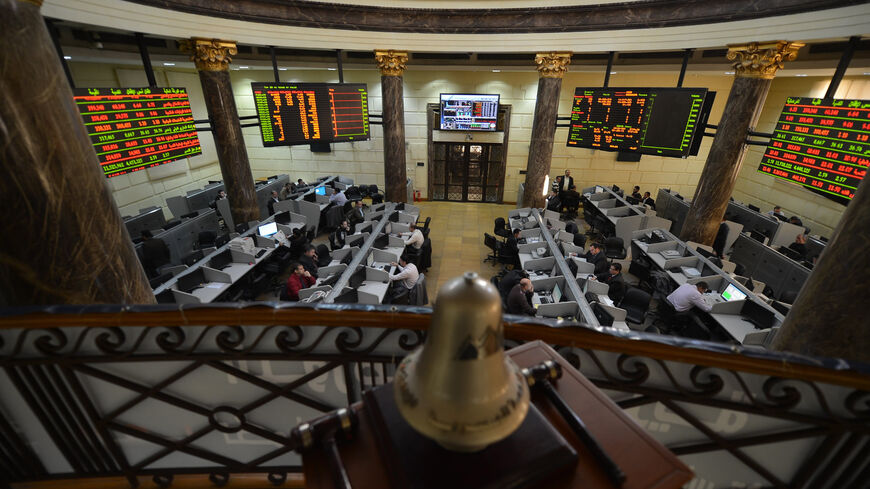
xmin=70 ymin=61 xmax=868 ymax=236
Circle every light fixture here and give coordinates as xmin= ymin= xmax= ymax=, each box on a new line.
xmin=63 ymin=55 xmax=71 ymax=60
xmin=610 ymin=71 xmax=617 ymax=74
xmin=542 ymin=175 xmax=550 ymax=196
xmin=724 ymin=71 xmax=735 ymax=75
xmin=328 ymin=67 xmax=337 ymax=71
xmin=239 ymin=66 xmax=249 ymax=69
xmin=492 ymin=69 xmax=501 ymax=73
xmin=163 ymin=62 xmax=175 ymax=66
xmin=279 ymin=67 xmax=288 ymax=71
xmin=795 ymin=74 xmax=807 ymax=77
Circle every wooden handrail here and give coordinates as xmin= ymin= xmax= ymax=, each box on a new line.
xmin=10 ymin=473 xmax=305 ymax=489
xmin=1 ymin=305 xmax=868 ymax=390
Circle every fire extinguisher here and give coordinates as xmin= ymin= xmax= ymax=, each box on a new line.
xmin=414 ymin=190 xmax=421 ymax=201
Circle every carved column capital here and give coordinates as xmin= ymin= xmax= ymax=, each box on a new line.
xmin=180 ymin=38 xmax=238 ymax=72
xmin=374 ymin=50 xmax=409 ymax=77
xmin=727 ymin=41 xmax=804 ymax=79
xmin=534 ymin=52 xmax=572 ymax=78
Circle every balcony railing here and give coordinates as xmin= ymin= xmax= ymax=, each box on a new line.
xmin=1 ymin=303 xmax=868 ymax=489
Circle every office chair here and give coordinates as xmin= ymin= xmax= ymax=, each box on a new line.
xmin=484 ymin=233 xmax=499 ymax=264
xmin=562 ymin=194 xmax=580 ymax=218
xmin=368 ymin=185 xmax=384 ymax=204
xmin=182 ymin=250 xmax=204 ymax=267
xmin=780 ymin=289 xmax=799 ymax=304
xmin=565 ymin=221 xmax=579 ymax=235
xmin=493 ymin=217 xmax=511 ymax=239
xmin=604 ymin=237 xmax=627 ymax=261
xmin=628 ymin=261 xmax=653 ymax=292
xmin=619 ymin=287 xmax=652 ymax=325
xmin=197 ymin=231 xmax=217 ymax=250
xmin=418 ymin=238 xmax=432 ymax=272
xmin=573 ymin=233 xmax=587 ymax=249
xmin=358 ymin=185 xmax=370 ymax=198
xmin=316 ymin=244 xmax=332 ymax=267
xmin=644 ymin=325 xmax=662 ymax=335
xmin=652 ymin=299 xmax=692 ymax=335
xmin=345 ymin=186 xmax=363 ymax=202
xmin=410 ymin=274 xmax=428 ymax=305
xmin=416 ymin=216 xmax=432 ymax=238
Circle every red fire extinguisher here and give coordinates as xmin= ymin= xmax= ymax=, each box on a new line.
xmin=414 ymin=190 xmax=421 ymax=201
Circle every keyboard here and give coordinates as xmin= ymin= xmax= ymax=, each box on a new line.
xmin=539 ymin=295 xmax=552 ymax=304
xmin=255 ymin=249 xmax=267 ymax=258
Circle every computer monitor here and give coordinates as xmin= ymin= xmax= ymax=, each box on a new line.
xmin=696 ymin=247 xmax=714 ymax=259
xmin=321 ymin=273 xmax=341 ymax=287
xmin=176 ymin=269 xmax=206 ymax=293
xmin=334 ymin=289 xmax=358 ymax=304
xmin=209 ymin=250 xmax=233 ymax=270
xmin=340 ymin=252 xmax=354 ymax=265
xmin=274 ymin=211 xmax=291 ymax=225
xmin=749 ymin=230 xmax=767 ymax=243
xmin=395 ymin=203 xmax=405 ymax=211
xmin=747 ymin=204 xmax=761 ymax=212
xmin=304 ymin=193 xmax=316 ymax=203
xmin=552 ymin=283 xmax=562 ymax=303
xmin=315 ymin=186 xmax=327 ymax=195
xmin=373 ymin=234 xmax=389 ymax=249
xmin=258 ymin=222 xmax=278 ymax=237
xmin=359 ymin=223 xmax=373 ymax=234
xmin=347 ymin=235 xmax=365 ymax=248
xmin=235 ymin=222 xmax=249 ymax=233
xmin=779 ymin=246 xmax=804 ymax=261
xmin=720 ymin=283 xmax=747 ymax=302
xmin=349 ymin=267 xmax=366 ymax=288
xmin=215 ymin=233 xmax=231 ymax=248
xmin=741 ymin=300 xmax=775 ymax=329
xmin=389 ymin=211 xmax=400 ymax=222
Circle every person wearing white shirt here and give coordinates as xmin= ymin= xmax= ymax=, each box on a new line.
xmin=402 ymin=223 xmax=424 ymax=249
xmin=389 ymin=256 xmax=419 ymax=301
xmin=330 ymin=190 xmax=348 ymax=206
xmin=666 ymin=282 xmax=712 ymax=313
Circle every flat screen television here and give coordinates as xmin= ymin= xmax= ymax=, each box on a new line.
xmin=439 ymin=93 xmax=499 ymax=131
xmin=566 ymin=87 xmax=712 ymax=158
xmin=757 ymin=96 xmax=869 ymax=205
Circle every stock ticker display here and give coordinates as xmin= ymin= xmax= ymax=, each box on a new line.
xmin=73 ymin=87 xmax=201 ymax=178
xmin=758 ymin=97 xmax=870 ymax=201
xmin=252 ymin=82 xmax=369 ymax=146
xmin=567 ymin=87 xmax=709 ymax=158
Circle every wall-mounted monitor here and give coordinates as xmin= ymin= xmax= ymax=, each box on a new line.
xmin=439 ymin=93 xmax=499 ymax=131
xmin=566 ymin=87 xmax=712 ymax=158
xmin=73 ymin=87 xmax=202 ymax=178
xmin=251 ymin=82 xmax=369 ymax=146
xmin=757 ymin=96 xmax=868 ymax=205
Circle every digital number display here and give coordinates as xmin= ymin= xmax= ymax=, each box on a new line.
xmin=758 ymin=97 xmax=870 ymax=201
xmin=73 ymin=87 xmax=202 ymax=178
xmin=439 ymin=93 xmax=499 ymax=131
xmin=252 ymin=82 xmax=369 ymax=146
xmin=566 ymin=87 xmax=709 ymax=158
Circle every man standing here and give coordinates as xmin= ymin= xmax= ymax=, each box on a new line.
xmin=584 ymin=242 xmax=608 ymax=275
xmin=507 ymin=278 xmax=536 ymax=316
xmin=267 ymin=190 xmax=280 ymax=215
xmin=557 ymin=169 xmax=574 ymax=198
xmin=285 ymin=262 xmax=316 ymax=301
xmin=712 ymin=220 xmax=729 ymax=258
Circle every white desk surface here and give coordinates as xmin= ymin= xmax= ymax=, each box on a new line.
xmin=371 ymin=261 xmax=398 ymax=276
xmin=358 ymin=281 xmax=389 ymax=304
xmin=181 ymin=282 xmax=229 ymax=303
xmin=181 ymin=246 xmax=276 ymax=303
xmin=518 ymin=252 xmax=533 ymax=268
xmin=710 ymin=313 xmax=757 ymax=343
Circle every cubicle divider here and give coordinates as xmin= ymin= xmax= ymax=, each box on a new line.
xmin=135 ymin=209 xmax=220 ymax=266
xmin=728 ymin=234 xmax=812 ymax=300
xmin=254 ymin=175 xmax=291 ymax=220
xmin=323 ymin=204 xmax=395 ymax=303
xmin=585 ymin=186 xmax=670 ymax=255
xmin=166 ymin=181 xmax=226 ymax=218
xmin=655 ymin=189 xmax=690 ymax=236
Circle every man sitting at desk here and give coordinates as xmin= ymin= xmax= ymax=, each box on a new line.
xmin=299 ymin=245 xmax=319 ymax=275
xmin=285 ymin=262 xmax=316 ymax=301
xmin=388 ymin=255 xmax=419 ymax=302
xmin=667 ymin=282 xmax=713 ymax=316
xmin=347 ymin=200 xmax=366 ymax=226
xmin=210 ymin=190 xmax=227 ymax=209
xmin=330 ymin=190 xmax=348 ymax=206
xmin=631 ymin=186 xmax=642 ymax=200
xmin=504 ymin=228 xmax=521 ymax=267
xmin=545 ymin=190 xmax=561 ymax=213
xmin=786 ymin=233 xmax=807 ymax=258
xmin=280 ymin=183 xmax=294 ymax=200
xmin=585 ymin=242 xmax=608 ymax=275
xmin=591 ymin=263 xmax=626 ymax=303
xmin=642 ymin=192 xmax=656 ymax=210
xmin=267 ymin=190 xmax=280 ymax=215
xmin=768 ymin=206 xmax=787 ymax=221
xmin=506 ymin=278 xmax=536 ymax=316
xmin=402 ymin=223 xmax=424 ymax=250
xmin=331 ymin=220 xmax=351 ymax=249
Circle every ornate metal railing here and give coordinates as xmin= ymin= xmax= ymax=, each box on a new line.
xmin=1 ymin=303 xmax=868 ymax=489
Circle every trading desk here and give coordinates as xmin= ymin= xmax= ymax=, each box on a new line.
xmin=728 ymin=234 xmax=812 ymax=301
xmin=631 ymin=228 xmax=784 ymax=344
xmin=584 ymin=186 xmax=671 ymax=256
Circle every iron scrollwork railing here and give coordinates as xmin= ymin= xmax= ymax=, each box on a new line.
xmin=0 ymin=303 xmax=868 ymax=489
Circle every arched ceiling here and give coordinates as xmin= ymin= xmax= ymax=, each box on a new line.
xmin=43 ymin=0 xmax=870 ymax=52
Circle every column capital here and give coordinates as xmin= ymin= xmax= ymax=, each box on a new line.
xmin=534 ymin=52 xmax=572 ymax=78
xmin=727 ymin=41 xmax=804 ymax=79
xmin=180 ymin=38 xmax=238 ymax=72
xmin=374 ymin=50 xmax=409 ymax=76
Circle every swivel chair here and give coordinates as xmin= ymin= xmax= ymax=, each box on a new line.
xmin=619 ymin=287 xmax=652 ymax=326
xmin=494 ymin=217 xmax=511 ymax=239
xmin=604 ymin=237 xmax=627 ymax=261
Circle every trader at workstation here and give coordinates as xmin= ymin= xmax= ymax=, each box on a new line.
xmin=506 ymin=278 xmax=536 ymax=316
xmin=667 ymin=281 xmax=713 ymax=314
xmin=591 ymin=262 xmax=626 ymax=303
xmin=584 ymin=242 xmax=609 ymax=275
xmin=285 ymin=262 xmax=316 ymax=301
xmin=402 ymin=222 xmax=424 ymax=250
xmin=388 ymin=255 xmax=419 ymax=302
xmin=347 ymin=200 xmax=366 ymax=226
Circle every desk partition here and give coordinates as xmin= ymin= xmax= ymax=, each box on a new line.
xmin=166 ymin=182 xmax=226 ymax=218
xmin=124 ymin=206 xmax=166 ymax=239
xmin=728 ymin=234 xmax=811 ymax=300
xmin=586 ymin=186 xmax=671 ymax=255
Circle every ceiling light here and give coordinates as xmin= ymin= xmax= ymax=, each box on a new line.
xmin=795 ymin=74 xmax=807 ymax=77
xmin=328 ymin=67 xmax=337 ymax=71
xmin=724 ymin=71 xmax=735 ymax=75
xmin=63 ymin=55 xmax=71 ymax=60
xmin=279 ymin=67 xmax=288 ymax=71
xmin=163 ymin=62 xmax=175 ymax=66
xmin=610 ymin=71 xmax=617 ymax=74
xmin=239 ymin=66 xmax=249 ymax=69
xmin=492 ymin=69 xmax=501 ymax=73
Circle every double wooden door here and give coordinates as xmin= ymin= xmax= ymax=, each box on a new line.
xmin=430 ymin=143 xmax=504 ymax=202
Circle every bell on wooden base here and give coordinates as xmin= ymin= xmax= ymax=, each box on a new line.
xmin=394 ymin=272 xmax=530 ymax=452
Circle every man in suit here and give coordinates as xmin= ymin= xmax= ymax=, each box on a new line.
xmin=556 ymin=169 xmax=574 ymax=199
xmin=298 ymin=244 xmax=318 ymax=275
xmin=505 ymin=228 xmax=521 ymax=267
xmin=712 ymin=220 xmax=729 ymax=258
xmin=347 ymin=200 xmax=366 ymax=226
xmin=545 ymin=190 xmax=561 ymax=213
xmin=642 ymin=191 xmax=656 ymax=210
xmin=584 ymin=242 xmax=608 ymax=275
xmin=267 ymin=190 xmax=280 ymax=215
xmin=140 ymin=230 xmax=170 ymax=278
xmin=506 ymin=278 xmax=536 ymax=316
xmin=592 ymin=262 xmax=626 ymax=303
xmin=631 ymin=186 xmax=642 ymax=200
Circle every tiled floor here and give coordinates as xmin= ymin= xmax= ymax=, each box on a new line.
xmin=412 ymin=200 xmax=517 ymax=300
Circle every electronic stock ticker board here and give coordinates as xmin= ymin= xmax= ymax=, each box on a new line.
xmin=74 ymin=87 xmax=201 ymax=178
xmin=252 ymin=83 xmax=370 ymax=147
xmin=758 ymin=97 xmax=870 ymax=201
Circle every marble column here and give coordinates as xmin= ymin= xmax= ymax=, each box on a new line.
xmin=680 ymin=41 xmax=803 ymax=244
xmin=182 ymin=38 xmax=258 ymax=224
xmin=771 ymin=176 xmax=870 ymax=363
xmin=523 ymin=52 xmax=571 ymax=209
xmin=0 ymin=0 xmax=154 ymax=304
xmin=375 ymin=50 xmax=409 ymax=203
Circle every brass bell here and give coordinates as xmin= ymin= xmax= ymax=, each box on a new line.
xmin=394 ymin=272 xmax=530 ymax=452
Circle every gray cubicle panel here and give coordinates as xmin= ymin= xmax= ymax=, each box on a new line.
xmin=166 ymin=182 xmax=226 ymax=218
xmin=805 ymin=236 xmax=827 ymax=260
xmin=124 ymin=206 xmax=166 ymax=239
xmin=656 ymin=189 xmax=690 ymax=236
xmin=728 ymin=234 xmax=811 ymax=300
xmin=255 ymin=175 xmax=290 ymax=219
xmin=151 ymin=209 xmax=220 ymax=265
xmin=771 ymin=221 xmax=805 ymax=249
xmin=725 ymin=201 xmax=781 ymax=243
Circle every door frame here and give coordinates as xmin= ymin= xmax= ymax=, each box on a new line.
xmin=426 ymin=103 xmax=511 ymax=203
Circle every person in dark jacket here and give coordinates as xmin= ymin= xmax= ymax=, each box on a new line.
xmin=585 ymin=242 xmax=608 ymax=275
xmin=298 ymin=244 xmax=318 ymax=275
xmin=498 ymin=269 xmax=529 ymax=301
xmin=506 ymin=278 xmax=536 ymax=316
xmin=593 ymin=263 xmax=626 ymax=303
xmin=712 ymin=220 xmax=729 ymax=258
